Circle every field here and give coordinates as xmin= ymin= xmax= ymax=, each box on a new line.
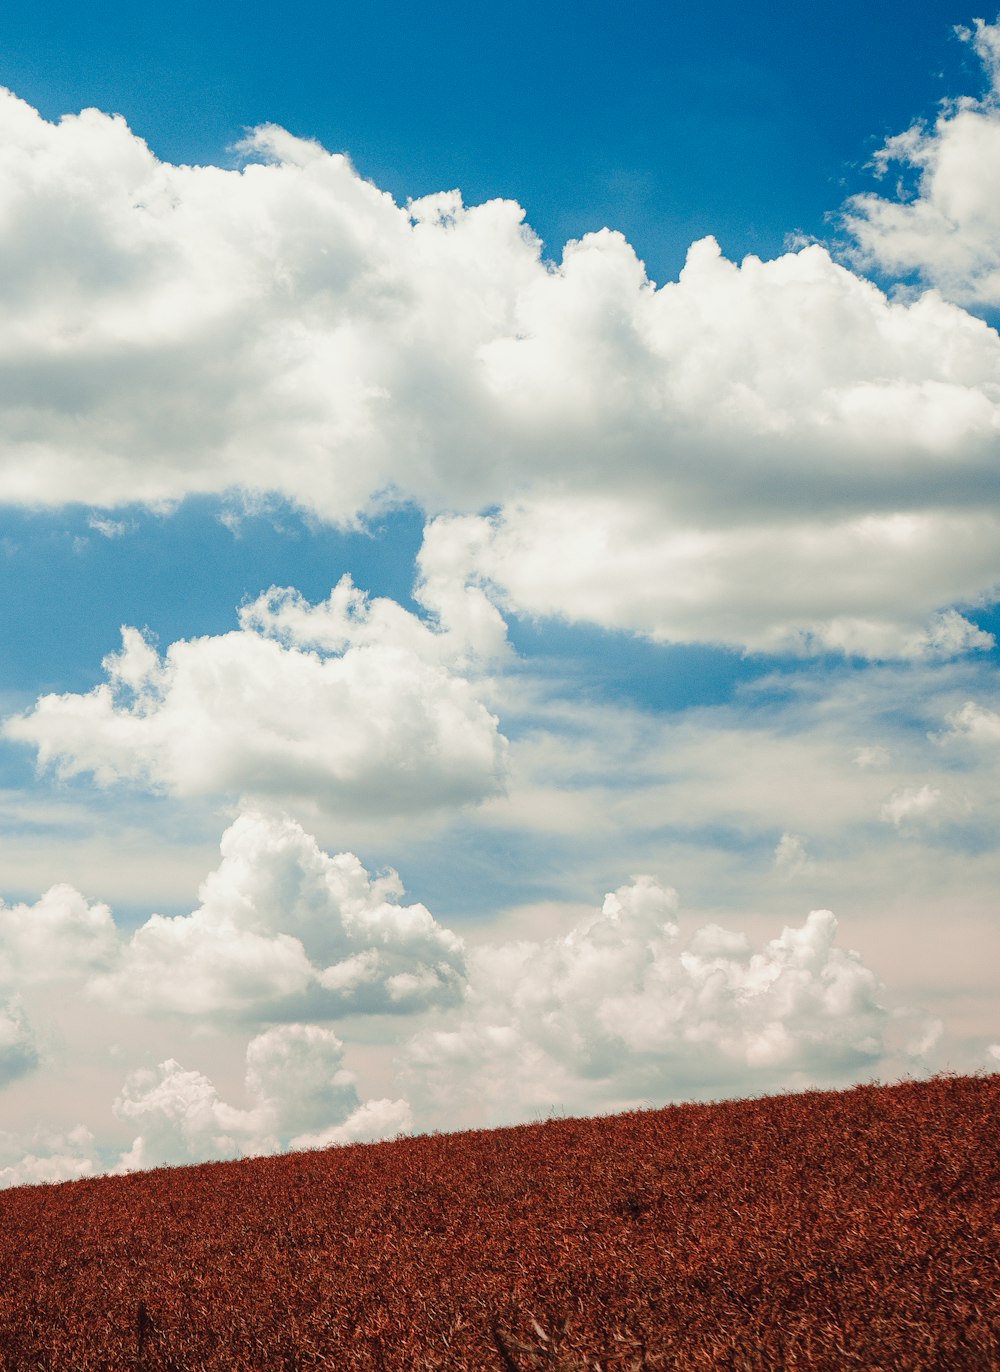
xmin=0 ymin=1073 xmax=996 ymax=1370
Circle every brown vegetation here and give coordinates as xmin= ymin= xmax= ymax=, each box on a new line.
xmin=0 ymin=1073 xmax=997 ymax=1369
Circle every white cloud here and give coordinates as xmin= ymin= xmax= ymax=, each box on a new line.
xmin=87 ymin=516 xmax=129 ymax=538
xmin=0 ymin=884 xmax=117 ymax=986
xmin=0 ymin=1124 xmax=98 ymax=1188
xmin=244 ymin=1023 xmax=368 ymax=1137
xmin=0 ymin=809 xmax=465 ymax=1049
xmin=418 ymin=504 xmax=999 ymax=660
xmin=114 ymin=1025 xmax=410 ymax=1171
xmin=4 ymin=575 xmax=507 ymax=816
xmin=773 ymin=833 xmax=814 ymax=877
xmin=939 ymin=699 xmax=1000 ymax=744
xmin=844 ymin=19 xmax=1000 ymax=308
xmin=114 ymin=1058 xmax=276 ymax=1170
xmin=290 ymin=1096 xmax=413 ymax=1150
xmin=402 ymin=878 xmax=903 ymax=1127
xmin=880 ymin=784 xmax=943 ymax=827
xmin=94 ymin=809 xmax=466 ymax=1018
xmin=854 ymin=744 xmax=892 ymax=769
xmin=0 ymin=89 xmax=995 ymax=653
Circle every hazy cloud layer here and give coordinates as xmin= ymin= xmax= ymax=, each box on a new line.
xmin=0 ymin=997 xmax=37 ymax=1088
xmin=5 ymin=577 xmax=507 ymax=816
xmin=0 ymin=88 xmax=997 ymax=651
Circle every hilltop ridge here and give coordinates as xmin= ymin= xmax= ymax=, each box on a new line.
xmin=0 ymin=1073 xmax=996 ymax=1369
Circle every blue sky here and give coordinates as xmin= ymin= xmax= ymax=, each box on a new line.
xmin=1 ymin=1 xmax=990 ymax=278
xmin=0 ymin=4 xmax=998 ymax=1182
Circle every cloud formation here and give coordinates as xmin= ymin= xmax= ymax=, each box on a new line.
xmin=940 ymin=699 xmax=1000 ymax=745
xmin=97 ymin=810 xmax=467 ymax=1018
xmin=0 ymin=797 xmax=955 ymax=1186
xmin=844 ymin=19 xmax=1000 ymax=309
xmin=5 ymin=576 xmax=507 ymax=816
xmin=0 ymin=89 xmax=996 ymax=652
xmin=115 ymin=1025 xmax=410 ymax=1170
xmin=419 ymin=504 xmax=998 ymax=659
xmin=403 ymin=877 xmax=904 ymax=1127
xmin=0 ymin=1125 xmax=97 ymax=1189
xmin=0 ymin=810 xmax=466 ymax=1036
xmin=0 ymin=884 xmax=117 ymax=986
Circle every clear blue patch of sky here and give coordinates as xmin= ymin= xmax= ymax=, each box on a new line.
xmin=0 ymin=0 xmax=989 ymax=288
xmin=378 ymin=819 xmax=610 ymax=924
xmin=505 ymin=614 xmax=769 ymax=713
xmin=967 ymin=601 xmax=1000 ymax=648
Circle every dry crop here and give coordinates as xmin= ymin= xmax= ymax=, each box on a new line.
xmin=0 ymin=1073 xmax=997 ymax=1369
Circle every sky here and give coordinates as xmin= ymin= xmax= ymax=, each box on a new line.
xmin=0 ymin=2 xmax=999 ymax=1184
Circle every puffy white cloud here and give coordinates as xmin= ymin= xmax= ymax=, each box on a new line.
xmin=115 ymin=1024 xmax=410 ymax=1170
xmin=402 ymin=878 xmax=902 ymax=1127
xmin=245 ymin=1023 xmax=365 ymax=1137
xmin=0 ymin=88 xmax=996 ymax=653
xmin=880 ymin=784 xmax=943 ymax=827
xmin=95 ymin=809 xmax=466 ymax=1018
xmin=844 ymin=20 xmax=1000 ymax=308
xmin=114 ymin=1058 xmax=276 ymax=1170
xmin=0 ymin=885 xmax=117 ymax=987
xmin=939 ymin=699 xmax=1000 ymax=744
xmin=4 ymin=576 xmax=507 ymax=815
xmin=0 ymin=1125 xmax=98 ymax=1188
xmin=0 ymin=809 xmax=465 ymax=1040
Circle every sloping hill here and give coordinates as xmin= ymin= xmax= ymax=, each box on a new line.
xmin=0 ymin=1074 xmax=996 ymax=1370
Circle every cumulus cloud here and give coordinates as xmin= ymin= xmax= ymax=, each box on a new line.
xmin=0 ymin=810 xmax=466 ymax=1029
xmin=114 ymin=1058 xmax=276 ymax=1170
xmin=4 ymin=576 xmax=507 ymax=815
xmin=0 ymin=1125 xmax=98 ymax=1188
xmin=402 ymin=877 xmax=904 ymax=1127
xmin=939 ymin=699 xmax=1000 ymax=744
xmin=0 ymin=810 xmax=953 ymax=1183
xmin=115 ymin=1024 xmax=410 ymax=1170
xmin=0 ymin=884 xmax=117 ymax=986
xmin=844 ymin=19 xmax=1000 ymax=308
xmin=0 ymin=88 xmax=996 ymax=652
xmin=95 ymin=809 xmax=466 ymax=1018
xmin=880 ymin=784 xmax=943 ymax=827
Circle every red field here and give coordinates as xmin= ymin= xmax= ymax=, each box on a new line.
xmin=0 ymin=1073 xmax=996 ymax=1370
